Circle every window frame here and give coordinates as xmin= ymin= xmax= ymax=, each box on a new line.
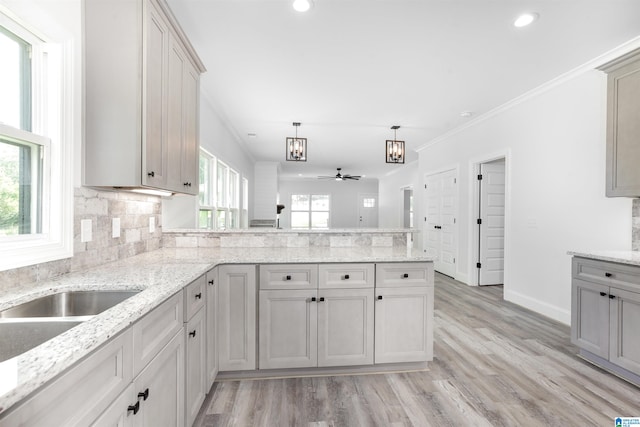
xmin=0 ymin=9 xmax=73 ymax=271
xmin=290 ymin=193 xmax=331 ymax=230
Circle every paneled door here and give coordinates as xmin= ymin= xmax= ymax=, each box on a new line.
xmin=357 ymin=193 xmax=378 ymax=228
xmin=478 ymin=160 xmax=505 ymax=285
xmin=423 ymin=169 xmax=457 ymax=277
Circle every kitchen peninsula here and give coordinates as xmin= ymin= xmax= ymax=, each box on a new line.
xmin=0 ymin=228 xmax=432 ymax=425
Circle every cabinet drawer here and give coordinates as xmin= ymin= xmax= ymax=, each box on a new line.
xmin=184 ymin=274 xmax=206 ymax=321
xmin=259 ymin=264 xmax=318 ymax=290
xmin=133 ymin=292 xmax=183 ymax=375
xmin=573 ymin=257 xmax=640 ymax=291
xmin=2 ymin=329 xmax=133 ymax=427
xmin=318 ymin=263 xmax=374 ymax=289
xmin=376 ymin=263 xmax=433 ymax=288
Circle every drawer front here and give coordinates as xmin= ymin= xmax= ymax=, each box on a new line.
xmin=259 ymin=264 xmax=318 ymax=290
xmin=573 ymin=257 xmax=640 ymax=291
xmin=318 ymin=263 xmax=374 ymax=289
xmin=133 ymin=292 xmax=183 ymax=375
xmin=184 ymin=274 xmax=206 ymax=321
xmin=376 ymin=262 xmax=433 ymax=288
xmin=2 ymin=329 xmax=133 ymax=427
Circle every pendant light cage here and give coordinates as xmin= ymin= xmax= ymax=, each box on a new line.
xmin=386 ymin=125 xmax=405 ymax=164
xmin=286 ymin=122 xmax=307 ymax=162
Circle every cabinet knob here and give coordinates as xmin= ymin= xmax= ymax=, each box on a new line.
xmin=208 ymin=279 xmax=214 ymax=285
xmin=183 ymin=182 xmax=192 ymax=187
xmin=147 ymin=171 xmax=155 ymax=177
xmin=138 ymin=388 xmax=149 ymax=401
xmin=600 ymin=292 xmax=607 ymax=297
xmin=128 ymin=401 xmax=140 ymax=415
xmin=344 ymin=274 xmax=350 ymax=280
xmin=402 ymin=273 xmax=409 ymax=278
xmin=605 ymin=272 xmax=613 ymax=278
xmin=377 ymin=295 xmax=383 ymax=300
xmin=285 ymin=275 xmax=292 ymax=281
xmin=311 ymin=297 xmax=317 ymax=302
xmin=195 ymin=292 xmax=202 ymax=300
xmin=609 ymin=294 xmax=616 ymax=299
xmin=319 ymin=297 xmax=325 ymax=302
xmin=189 ymin=330 xmax=197 ymax=338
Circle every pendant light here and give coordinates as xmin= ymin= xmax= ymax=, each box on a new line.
xmin=385 ymin=125 xmax=405 ymax=164
xmin=286 ymin=122 xmax=307 ymax=162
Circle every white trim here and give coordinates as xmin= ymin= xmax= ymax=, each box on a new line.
xmin=416 ymin=35 xmax=640 ymax=152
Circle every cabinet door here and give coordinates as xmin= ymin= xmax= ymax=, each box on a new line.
xmin=134 ymin=329 xmax=185 ymax=427
xmin=317 ymin=288 xmax=374 ymax=367
xmin=205 ymin=267 xmax=218 ymax=390
xmin=90 ymin=384 xmax=136 ymax=427
xmin=604 ymin=54 xmax=640 ymax=197
xmin=571 ymin=279 xmax=609 ymax=358
xmin=609 ymin=287 xmax=640 ymax=375
xmin=374 ymin=287 xmax=433 ymax=364
xmin=142 ymin=0 xmax=169 ymax=188
xmin=181 ymin=61 xmax=199 ymax=195
xmin=259 ymin=290 xmax=318 ymax=369
xmin=185 ymin=308 xmax=206 ymax=427
xmin=165 ymin=34 xmax=185 ymax=192
xmin=218 ymin=265 xmax=257 ymax=371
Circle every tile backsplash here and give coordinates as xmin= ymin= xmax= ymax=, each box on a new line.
xmin=0 ymin=187 xmax=162 ymax=289
xmin=634 ymin=198 xmax=640 ymax=251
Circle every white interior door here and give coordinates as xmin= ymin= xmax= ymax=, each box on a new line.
xmin=357 ymin=194 xmax=378 ymax=228
xmin=423 ymin=170 xmax=457 ymax=277
xmin=478 ymin=160 xmax=505 ymax=285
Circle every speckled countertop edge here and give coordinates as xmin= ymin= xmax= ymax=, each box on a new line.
xmin=0 ymin=246 xmax=432 ymax=415
xmin=163 ymin=228 xmax=420 ymax=234
xmin=567 ymin=250 xmax=640 ymax=266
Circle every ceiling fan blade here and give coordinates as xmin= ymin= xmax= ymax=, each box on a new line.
xmin=343 ymin=175 xmax=360 ymax=180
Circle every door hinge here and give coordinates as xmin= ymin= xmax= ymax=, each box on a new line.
xmin=453 ymin=218 xmax=456 ymax=224
xmin=477 ymin=218 xmax=482 ymax=225
xmin=424 ymin=184 xmax=427 ymax=189
xmin=453 ymin=178 xmax=457 ymax=184
xmin=453 ymin=258 xmax=456 ymax=264
xmin=424 ymin=217 xmax=427 ymax=222
xmin=477 ymin=174 xmax=483 ymax=180
xmin=477 ymin=262 xmax=482 ymax=268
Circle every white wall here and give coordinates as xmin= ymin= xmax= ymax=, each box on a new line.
xmin=416 ymin=69 xmax=632 ymax=325
xmin=378 ymin=162 xmax=419 ymax=229
xmin=278 ymin=178 xmax=378 ymax=229
xmin=163 ymin=96 xmax=255 ymax=228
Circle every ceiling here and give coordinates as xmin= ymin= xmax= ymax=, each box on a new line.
xmin=167 ymin=0 xmax=640 ymax=180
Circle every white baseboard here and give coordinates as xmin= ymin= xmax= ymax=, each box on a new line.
xmin=504 ymin=289 xmax=571 ymax=325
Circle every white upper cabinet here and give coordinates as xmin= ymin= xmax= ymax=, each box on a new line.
xmin=84 ymin=0 xmax=205 ymax=195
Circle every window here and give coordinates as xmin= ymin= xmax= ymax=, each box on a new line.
xmin=0 ymin=10 xmax=73 ymax=271
xmin=291 ymin=194 xmax=330 ymax=229
xmin=241 ymin=177 xmax=248 ymax=228
xmin=198 ymin=149 xmax=245 ymax=230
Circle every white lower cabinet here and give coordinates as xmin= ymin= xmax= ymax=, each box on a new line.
xmin=374 ymin=262 xmax=434 ymax=364
xmin=317 ymin=288 xmax=374 ymax=367
xmin=259 ymin=289 xmax=317 ymax=369
xmin=571 ymin=256 xmax=640 ymax=383
xmin=205 ymin=267 xmax=218 ymax=390
xmin=218 ymin=265 xmax=257 ymax=371
xmin=374 ymin=287 xmax=433 ymax=364
xmin=184 ymin=307 xmax=206 ymax=426
xmin=259 ymin=263 xmax=376 ymax=370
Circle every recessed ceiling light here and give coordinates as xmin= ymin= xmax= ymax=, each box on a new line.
xmin=293 ymin=0 xmax=312 ymax=12
xmin=247 ymin=133 xmax=257 ymax=137
xmin=514 ymin=12 xmax=538 ymax=28
xmin=460 ymin=111 xmax=474 ymax=118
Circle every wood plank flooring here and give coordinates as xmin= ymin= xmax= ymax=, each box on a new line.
xmin=195 ymin=274 xmax=640 ymax=426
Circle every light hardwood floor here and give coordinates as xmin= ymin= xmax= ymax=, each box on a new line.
xmin=195 ymin=273 xmax=640 ymax=426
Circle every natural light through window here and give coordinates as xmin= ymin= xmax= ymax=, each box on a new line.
xmin=291 ymin=194 xmax=330 ymax=229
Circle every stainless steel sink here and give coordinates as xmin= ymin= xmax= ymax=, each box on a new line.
xmin=0 ymin=290 xmax=140 ymax=362
xmin=0 ymin=319 xmax=83 ymax=363
xmin=0 ymin=290 xmax=140 ymax=318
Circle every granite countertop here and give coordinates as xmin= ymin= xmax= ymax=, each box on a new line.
xmin=567 ymin=250 xmax=640 ymax=267
xmin=0 ymin=246 xmax=431 ymax=415
xmin=163 ymin=228 xmax=420 ymax=234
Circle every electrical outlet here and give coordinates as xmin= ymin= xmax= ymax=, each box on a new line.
xmin=149 ymin=216 xmax=156 ymax=233
xmin=81 ymin=219 xmax=92 ymax=242
xmin=112 ymin=218 xmax=121 ymax=238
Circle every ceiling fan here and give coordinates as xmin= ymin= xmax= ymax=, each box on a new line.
xmin=318 ymin=168 xmax=361 ymax=181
